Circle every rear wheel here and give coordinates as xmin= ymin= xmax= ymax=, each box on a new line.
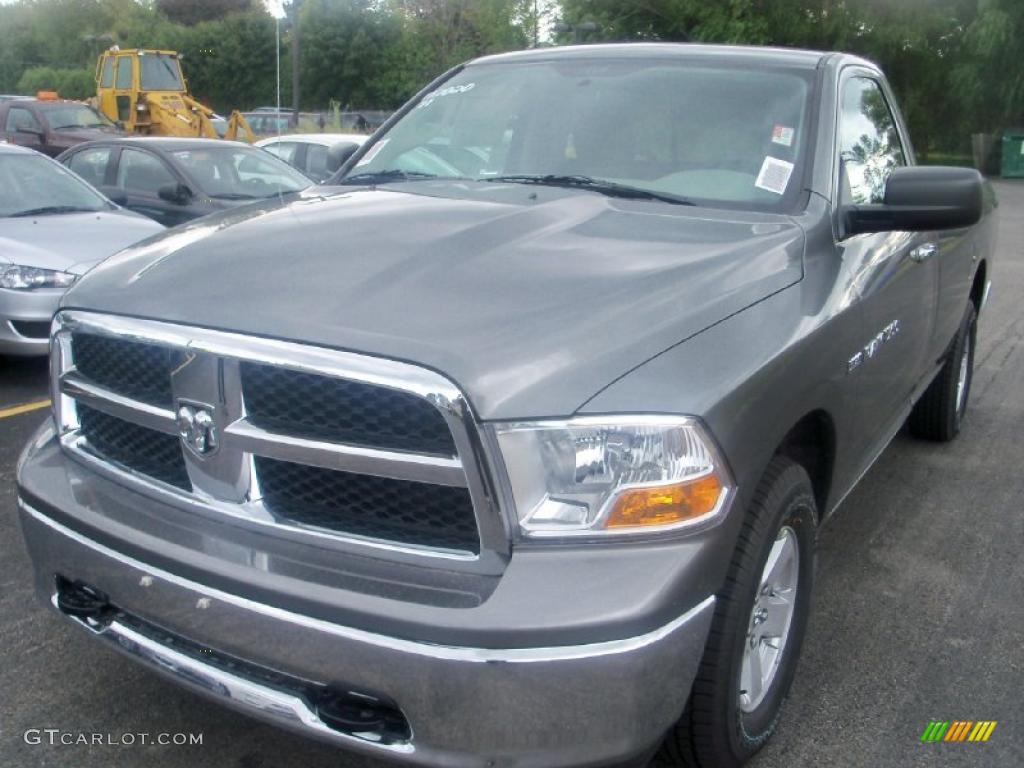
xmin=909 ymin=302 xmax=977 ymax=442
xmin=657 ymin=457 xmax=817 ymax=767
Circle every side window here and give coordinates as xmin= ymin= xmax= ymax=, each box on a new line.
xmin=115 ymin=57 xmax=133 ymax=89
xmin=263 ymin=141 xmax=299 ymax=164
xmin=306 ymin=144 xmax=329 ymax=179
xmin=100 ymin=57 xmax=115 ymax=88
xmin=67 ymin=147 xmax=114 ymax=188
xmin=839 ymin=77 xmax=906 ymax=204
xmin=116 ymin=149 xmax=176 ymax=195
xmin=6 ymin=107 xmax=42 ymax=133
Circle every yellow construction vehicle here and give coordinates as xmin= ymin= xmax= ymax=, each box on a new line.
xmin=94 ymin=47 xmax=255 ymax=142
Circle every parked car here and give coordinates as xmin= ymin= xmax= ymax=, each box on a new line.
xmin=256 ymin=133 xmax=366 ymax=181
xmin=57 ymin=137 xmax=312 ymax=227
xmin=0 ymin=98 xmax=123 ymax=157
xmin=0 ymin=144 xmax=162 ymax=356
xmin=0 ymin=94 xmax=31 ymax=103
xmin=17 ymin=44 xmax=995 ymax=768
xmin=242 ymin=111 xmax=293 ymax=135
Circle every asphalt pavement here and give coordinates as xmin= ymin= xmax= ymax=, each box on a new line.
xmin=1 ymin=183 xmax=1022 ymax=768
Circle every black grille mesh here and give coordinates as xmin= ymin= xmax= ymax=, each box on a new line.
xmin=255 ymin=457 xmax=479 ymax=553
xmin=241 ymin=363 xmax=456 ymax=456
xmin=77 ymin=404 xmax=191 ymax=490
xmin=72 ymin=333 xmax=177 ymax=407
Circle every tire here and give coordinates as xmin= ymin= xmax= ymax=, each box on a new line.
xmin=657 ymin=457 xmax=817 ymax=768
xmin=909 ymin=302 xmax=977 ymax=442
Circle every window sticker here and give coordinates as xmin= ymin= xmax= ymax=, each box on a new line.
xmin=417 ymin=82 xmax=475 ymax=109
xmin=755 ymin=156 xmax=795 ymax=195
xmin=355 ymin=138 xmax=389 ymax=167
xmin=772 ymin=125 xmax=795 ymax=147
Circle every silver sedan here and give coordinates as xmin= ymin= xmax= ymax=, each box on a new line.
xmin=0 ymin=143 xmax=164 ymax=356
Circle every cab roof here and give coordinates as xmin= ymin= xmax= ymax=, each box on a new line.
xmin=472 ymin=42 xmax=872 ymax=72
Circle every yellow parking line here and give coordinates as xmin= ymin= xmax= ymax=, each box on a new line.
xmin=0 ymin=399 xmax=51 ymax=419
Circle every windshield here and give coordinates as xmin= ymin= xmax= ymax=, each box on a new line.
xmin=0 ymin=154 xmax=111 ymax=217
xmin=139 ymin=53 xmax=185 ymax=91
xmin=171 ymin=147 xmax=310 ymax=198
xmin=346 ymin=58 xmax=812 ymax=211
xmin=44 ymin=104 xmax=115 ymax=130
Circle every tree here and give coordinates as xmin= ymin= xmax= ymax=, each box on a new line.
xmin=155 ymin=0 xmax=259 ymax=26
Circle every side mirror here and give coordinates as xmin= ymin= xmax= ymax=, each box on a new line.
xmin=844 ymin=166 xmax=983 ymax=236
xmin=158 ymin=182 xmax=192 ymax=205
xmin=326 ymin=141 xmax=360 ymax=173
xmin=99 ymin=186 xmax=128 ymax=206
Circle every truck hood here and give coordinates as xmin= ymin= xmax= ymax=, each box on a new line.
xmin=0 ymin=210 xmax=165 ymax=275
xmin=64 ymin=183 xmax=804 ymax=419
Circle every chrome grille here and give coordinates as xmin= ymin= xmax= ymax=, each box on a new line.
xmin=241 ymin=362 xmax=457 ymax=455
xmin=72 ymin=333 xmax=177 ymax=407
xmin=52 ymin=312 xmax=496 ymax=560
xmin=256 ymin=457 xmax=479 ymax=552
xmin=77 ymin=404 xmax=191 ymax=490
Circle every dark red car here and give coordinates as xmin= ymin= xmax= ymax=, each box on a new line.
xmin=0 ymin=98 xmax=124 ymax=158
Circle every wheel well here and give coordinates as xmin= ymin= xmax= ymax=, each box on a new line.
xmin=775 ymin=411 xmax=835 ymax=518
xmin=970 ymin=260 xmax=987 ymax=312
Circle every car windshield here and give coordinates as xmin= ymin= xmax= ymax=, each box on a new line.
xmin=346 ymin=58 xmax=812 ymax=211
xmin=171 ymin=147 xmax=310 ymax=198
xmin=44 ymin=104 xmax=115 ymax=130
xmin=0 ymin=154 xmax=111 ymax=217
xmin=139 ymin=53 xmax=184 ymax=91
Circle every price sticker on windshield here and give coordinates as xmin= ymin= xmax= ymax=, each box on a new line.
xmin=771 ymin=125 xmax=795 ymax=147
xmin=755 ymin=156 xmax=795 ymax=195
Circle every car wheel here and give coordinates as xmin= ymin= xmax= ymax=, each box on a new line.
xmin=656 ymin=457 xmax=817 ymax=768
xmin=909 ymin=302 xmax=977 ymax=442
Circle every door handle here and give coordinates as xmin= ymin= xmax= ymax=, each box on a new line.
xmin=910 ymin=243 xmax=938 ymax=263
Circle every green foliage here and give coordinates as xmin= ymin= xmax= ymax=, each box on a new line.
xmin=155 ymin=0 xmax=260 ymax=26
xmin=16 ymin=66 xmax=95 ymax=99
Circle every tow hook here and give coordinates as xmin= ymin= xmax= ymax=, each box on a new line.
xmin=54 ymin=575 xmax=112 ymax=622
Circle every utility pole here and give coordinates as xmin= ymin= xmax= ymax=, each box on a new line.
xmin=289 ymin=0 xmax=302 ymax=127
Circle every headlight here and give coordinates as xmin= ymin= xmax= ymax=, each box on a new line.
xmin=493 ymin=416 xmax=733 ymax=538
xmin=0 ymin=264 xmax=77 ymax=290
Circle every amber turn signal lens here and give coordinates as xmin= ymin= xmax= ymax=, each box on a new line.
xmin=604 ymin=473 xmax=724 ymax=529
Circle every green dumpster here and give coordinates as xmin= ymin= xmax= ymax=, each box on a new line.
xmin=1002 ymin=129 xmax=1024 ymax=178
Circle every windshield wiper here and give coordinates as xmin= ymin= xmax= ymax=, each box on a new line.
xmin=483 ymin=174 xmax=695 ymax=206
xmin=52 ymin=123 xmax=101 ymax=130
xmin=340 ymin=169 xmax=439 ymax=185
xmin=9 ymin=205 xmax=101 ymax=218
xmin=210 ymin=192 xmax=258 ymax=200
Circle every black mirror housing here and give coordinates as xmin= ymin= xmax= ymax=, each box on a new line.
xmin=326 ymin=141 xmax=360 ymax=173
xmin=158 ymin=183 xmax=191 ymax=205
xmin=845 ymin=166 xmax=983 ymax=236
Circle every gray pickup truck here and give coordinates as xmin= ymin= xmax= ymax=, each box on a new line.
xmin=16 ymin=44 xmax=995 ymax=768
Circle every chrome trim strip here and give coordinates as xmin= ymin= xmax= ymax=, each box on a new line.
xmin=61 ymin=373 xmax=178 ymax=436
xmin=225 ymin=419 xmax=467 ymax=488
xmin=58 ymin=311 xmax=462 ymax=402
xmin=56 ymin=598 xmax=415 ymax=755
xmin=24 ymin=499 xmax=715 ymax=663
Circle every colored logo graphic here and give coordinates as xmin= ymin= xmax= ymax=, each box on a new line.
xmin=921 ymin=721 xmax=997 ymax=742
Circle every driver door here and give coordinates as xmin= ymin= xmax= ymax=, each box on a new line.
xmin=837 ymin=74 xmax=938 ymax=458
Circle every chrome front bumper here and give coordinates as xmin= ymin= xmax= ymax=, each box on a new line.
xmin=19 ymin=499 xmax=715 ymax=768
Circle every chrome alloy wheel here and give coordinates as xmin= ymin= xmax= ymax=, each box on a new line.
xmin=956 ymin=331 xmax=972 ymax=414
xmin=739 ymin=526 xmax=799 ymax=713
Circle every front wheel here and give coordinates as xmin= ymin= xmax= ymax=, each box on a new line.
xmin=657 ymin=457 xmax=817 ymax=768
